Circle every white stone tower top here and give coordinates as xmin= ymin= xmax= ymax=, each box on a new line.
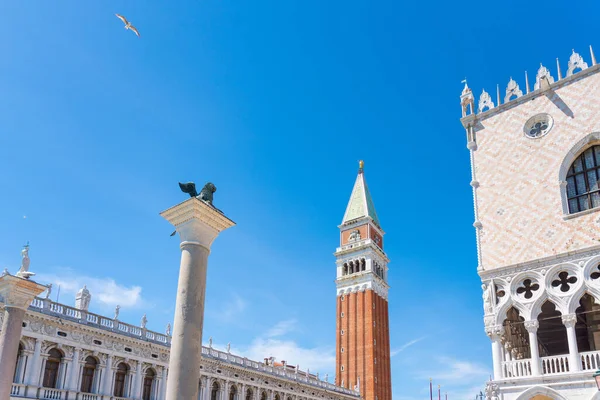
xmin=75 ymin=285 xmax=91 ymax=311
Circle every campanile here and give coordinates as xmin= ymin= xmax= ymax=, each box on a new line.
xmin=334 ymin=161 xmax=391 ymax=400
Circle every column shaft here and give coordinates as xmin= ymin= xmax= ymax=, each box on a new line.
xmin=69 ymin=348 xmax=81 ymax=391
xmin=133 ymin=360 xmax=143 ymax=399
xmin=566 ymin=324 xmax=581 ymax=372
xmin=0 ymin=307 xmax=26 ymax=400
xmin=491 ymin=335 xmax=503 ymax=380
xmin=103 ymin=354 xmax=114 ymax=396
xmin=25 ymin=339 xmax=42 ymax=386
xmin=528 ymin=332 xmax=540 ymax=376
xmin=165 ymin=243 xmax=210 ymax=400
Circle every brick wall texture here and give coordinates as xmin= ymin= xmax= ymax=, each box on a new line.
xmin=335 ymin=290 xmax=391 ymax=400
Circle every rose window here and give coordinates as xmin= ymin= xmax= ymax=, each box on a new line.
xmin=524 ymin=114 xmax=554 ymax=139
xmin=516 ymin=279 xmax=540 ymax=299
xmin=552 ymin=271 xmax=577 ymax=292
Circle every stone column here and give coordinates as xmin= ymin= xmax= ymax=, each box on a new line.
xmin=0 ymin=274 xmax=46 ymax=400
xmin=524 ymin=320 xmax=541 ymax=376
xmin=203 ymin=377 xmax=211 ymax=400
xmin=103 ymin=354 xmax=114 ymax=397
xmin=68 ymin=347 xmax=81 ymax=391
xmin=132 ymin=360 xmax=143 ymax=399
xmin=25 ymin=339 xmax=42 ymax=386
xmin=562 ymin=314 xmax=581 ymax=372
xmin=161 ymin=196 xmax=235 ymax=400
xmin=161 ymin=367 xmax=168 ymax=400
xmin=487 ymin=325 xmax=504 ymax=380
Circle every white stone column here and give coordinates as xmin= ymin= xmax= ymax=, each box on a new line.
xmin=132 ymin=360 xmax=143 ymax=399
xmin=487 ymin=325 xmax=504 ymax=380
xmin=0 ymin=274 xmax=46 ymax=400
xmin=203 ymin=377 xmax=211 ymax=400
xmin=524 ymin=320 xmax=541 ymax=376
xmin=25 ymin=339 xmax=42 ymax=386
xmin=103 ymin=354 xmax=114 ymax=396
xmin=562 ymin=314 xmax=581 ymax=372
xmin=161 ymin=196 xmax=235 ymax=400
xmin=161 ymin=367 xmax=168 ymax=400
xmin=68 ymin=347 xmax=81 ymax=391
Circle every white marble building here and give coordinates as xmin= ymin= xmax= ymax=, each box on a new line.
xmin=1 ymin=286 xmax=359 ymax=400
xmin=461 ymin=47 xmax=600 ymax=399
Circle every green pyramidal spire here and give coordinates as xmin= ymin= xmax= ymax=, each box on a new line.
xmin=341 ymin=161 xmax=381 ymax=227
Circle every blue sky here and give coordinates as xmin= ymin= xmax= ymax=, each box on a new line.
xmin=0 ymin=0 xmax=597 ymax=398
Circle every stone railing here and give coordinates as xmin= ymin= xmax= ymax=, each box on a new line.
xmin=10 ymin=383 xmax=25 ymax=396
xmin=503 ymin=359 xmax=532 ymax=378
xmin=27 ymin=297 xmax=170 ymax=346
xmin=201 ymin=347 xmax=359 ymax=396
xmin=581 ymin=350 xmax=600 ymax=371
xmin=78 ymin=393 xmax=101 ymax=400
xmin=38 ymin=387 xmax=68 ymax=399
xmin=541 ymin=355 xmax=570 ymax=375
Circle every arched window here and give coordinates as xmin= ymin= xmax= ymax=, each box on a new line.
xmin=260 ymin=391 xmax=267 ymax=400
xmin=142 ymin=368 xmax=156 ymax=400
xmin=211 ymin=381 xmax=220 ymax=400
xmin=43 ymin=348 xmax=63 ymax=388
xmin=361 ymin=259 xmax=366 ymax=271
xmin=114 ymin=363 xmax=129 ymax=397
xmin=80 ymin=356 xmax=98 ymax=393
xmin=343 ymin=263 xmax=348 ymax=276
xmin=275 ymin=395 xmax=281 ymax=400
xmin=229 ymin=385 xmax=237 ymax=400
xmin=245 ymin=389 xmax=253 ymax=400
xmin=566 ymin=145 xmax=600 ymax=213
xmin=349 ymin=261 xmax=354 ymax=274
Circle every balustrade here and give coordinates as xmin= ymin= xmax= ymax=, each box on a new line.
xmin=78 ymin=393 xmax=100 ymax=400
xmin=541 ymin=355 xmax=570 ymax=374
xmin=10 ymin=383 xmax=25 ymax=395
xmin=581 ymin=350 xmax=600 ymax=371
xmin=39 ymin=388 xmax=67 ymax=399
xmin=502 ymin=359 xmax=532 ymax=378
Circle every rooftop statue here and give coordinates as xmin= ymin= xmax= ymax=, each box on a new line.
xmin=171 ymin=182 xmax=223 ymax=236
xmin=16 ymin=243 xmax=35 ymax=279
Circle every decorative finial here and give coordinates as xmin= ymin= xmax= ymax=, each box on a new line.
xmin=525 ymin=71 xmax=530 ymax=94
xmin=557 ymin=58 xmax=563 ymax=80
xmin=591 ymin=45 xmax=597 ymax=66
xmin=359 ymin=160 xmax=364 ymax=171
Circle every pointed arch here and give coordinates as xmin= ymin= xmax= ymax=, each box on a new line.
xmin=559 ymin=132 xmax=600 ymax=214
xmin=514 ymin=385 xmax=568 ymax=400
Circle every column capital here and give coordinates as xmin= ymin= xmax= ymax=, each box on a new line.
xmin=524 ymin=320 xmax=539 ymax=333
xmin=562 ymin=313 xmax=578 ymax=328
xmin=161 ymin=197 xmax=235 ymax=250
xmin=0 ymin=274 xmax=47 ymax=310
xmin=485 ymin=324 xmax=504 ymax=339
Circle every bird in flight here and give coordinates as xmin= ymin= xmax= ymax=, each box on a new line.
xmin=115 ymin=14 xmax=140 ymax=37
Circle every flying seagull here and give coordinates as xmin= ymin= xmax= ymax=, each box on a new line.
xmin=115 ymin=14 xmax=140 ymax=37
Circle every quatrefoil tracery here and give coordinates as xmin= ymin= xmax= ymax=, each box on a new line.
xmin=552 ymin=271 xmax=578 ymax=292
xmin=516 ymin=279 xmax=540 ymax=299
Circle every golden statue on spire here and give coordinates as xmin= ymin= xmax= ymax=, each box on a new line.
xmin=359 ymin=160 xmax=364 ymax=170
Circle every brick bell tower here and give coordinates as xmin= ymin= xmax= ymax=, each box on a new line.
xmin=335 ymin=161 xmax=391 ymax=400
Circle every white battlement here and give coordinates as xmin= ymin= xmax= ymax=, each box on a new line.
xmin=460 ymin=46 xmax=599 ymax=122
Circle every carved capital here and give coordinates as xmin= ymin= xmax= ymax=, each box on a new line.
xmin=485 ymin=324 xmax=504 ymax=339
xmin=562 ymin=314 xmax=578 ymax=328
xmin=0 ymin=275 xmax=47 ymax=310
xmin=524 ymin=320 xmax=539 ymax=333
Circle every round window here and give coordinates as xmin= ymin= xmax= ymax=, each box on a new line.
xmin=524 ymin=113 xmax=553 ymax=139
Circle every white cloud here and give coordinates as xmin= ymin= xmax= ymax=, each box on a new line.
xmin=245 ymin=337 xmax=335 ymax=374
xmin=416 ymin=357 xmax=489 ymax=400
xmin=266 ymin=319 xmax=297 ymax=338
xmin=391 ymin=336 xmax=427 ymax=356
xmin=204 ymin=319 xmax=336 ymax=376
xmin=36 ymin=269 xmax=144 ymax=311
xmin=212 ymin=294 xmax=247 ymax=323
